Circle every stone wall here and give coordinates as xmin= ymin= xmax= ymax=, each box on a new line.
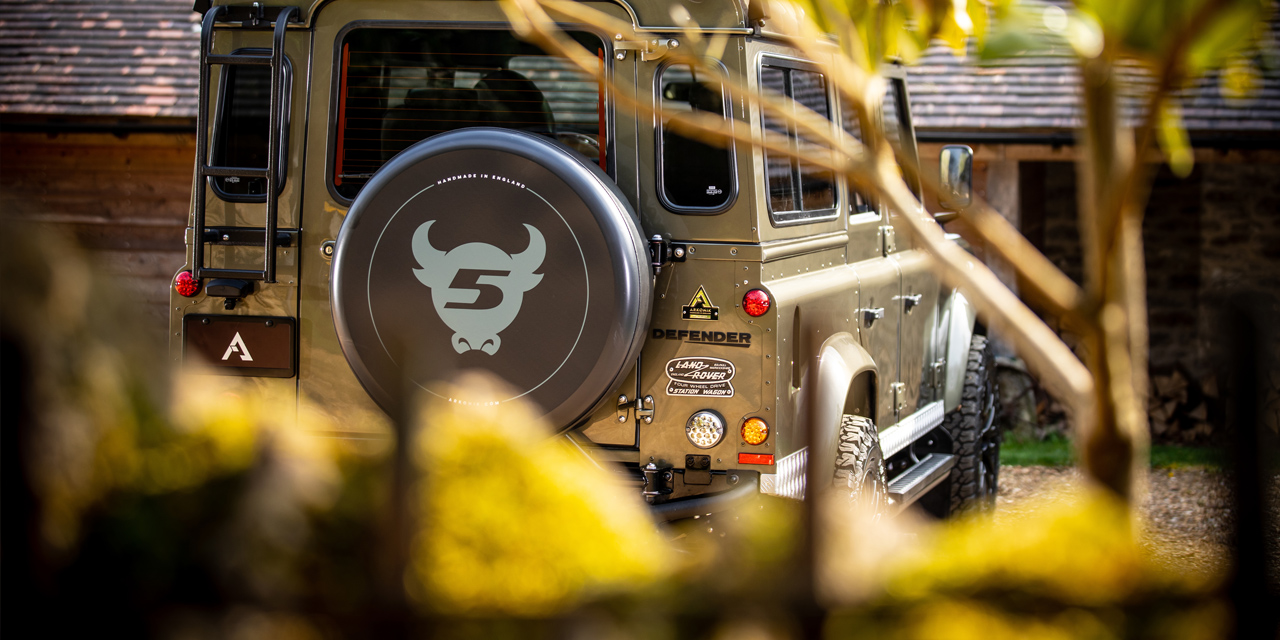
xmin=1031 ymin=159 xmax=1280 ymax=437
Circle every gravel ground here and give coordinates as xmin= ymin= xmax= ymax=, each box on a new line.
xmin=998 ymin=466 xmax=1280 ymax=577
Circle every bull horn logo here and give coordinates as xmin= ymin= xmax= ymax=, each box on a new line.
xmin=411 ymin=220 xmax=546 ymax=355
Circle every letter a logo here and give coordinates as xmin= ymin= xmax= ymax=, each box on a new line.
xmin=222 ymin=332 xmax=254 ymax=362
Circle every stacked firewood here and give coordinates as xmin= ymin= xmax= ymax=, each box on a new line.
xmin=1148 ymin=367 xmax=1219 ymax=444
xmin=996 ymin=358 xmax=1222 ymax=444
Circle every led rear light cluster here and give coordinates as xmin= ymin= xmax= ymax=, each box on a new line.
xmin=742 ymin=289 xmax=771 ymax=317
xmin=741 ymin=417 xmax=769 ymax=445
xmin=685 ymin=410 xmax=725 ymax=448
xmin=174 ymin=271 xmax=200 ymax=297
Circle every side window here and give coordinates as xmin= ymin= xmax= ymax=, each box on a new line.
xmin=881 ymin=78 xmax=921 ymax=199
xmin=332 ymin=28 xmax=606 ymax=201
xmin=210 ymin=49 xmax=291 ymax=200
xmin=760 ymin=62 xmax=838 ymax=225
xmin=839 ymin=96 xmax=875 ymax=215
xmin=657 ymin=63 xmax=735 ymax=212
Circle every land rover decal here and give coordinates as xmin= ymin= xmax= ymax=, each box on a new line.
xmin=411 ymin=220 xmax=546 ymax=355
xmin=666 ymin=356 xmax=735 ymax=397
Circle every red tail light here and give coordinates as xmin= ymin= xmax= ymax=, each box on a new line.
xmin=174 ymin=271 xmax=200 ymax=297
xmin=742 ymin=289 xmax=771 ymax=317
xmin=738 ymin=453 xmax=774 ymax=465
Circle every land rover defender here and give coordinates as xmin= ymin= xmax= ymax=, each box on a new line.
xmin=171 ymin=0 xmax=998 ymax=519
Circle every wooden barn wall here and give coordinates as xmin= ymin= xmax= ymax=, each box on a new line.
xmin=0 ymin=131 xmax=194 ymax=346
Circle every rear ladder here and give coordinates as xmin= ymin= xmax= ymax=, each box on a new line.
xmin=193 ymin=4 xmax=300 ymax=283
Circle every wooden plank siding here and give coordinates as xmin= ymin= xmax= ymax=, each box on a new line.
xmin=0 ymin=131 xmax=194 ymax=342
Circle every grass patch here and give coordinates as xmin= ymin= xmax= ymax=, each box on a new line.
xmin=1150 ymin=445 xmax=1225 ymax=469
xmin=1001 ymin=434 xmax=1073 ymax=467
xmin=1000 ymin=434 xmax=1224 ymax=469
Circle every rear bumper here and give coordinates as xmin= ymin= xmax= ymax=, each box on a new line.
xmin=648 ymin=473 xmax=760 ymax=521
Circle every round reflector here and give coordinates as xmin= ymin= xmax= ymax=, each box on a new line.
xmin=174 ymin=271 xmax=200 ymax=297
xmin=741 ymin=417 xmax=769 ymax=445
xmin=743 ymin=289 xmax=771 ymax=317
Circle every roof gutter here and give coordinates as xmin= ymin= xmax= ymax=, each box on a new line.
xmin=918 ymin=130 xmax=1280 ymax=150
xmin=0 ymin=120 xmax=197 ymax=135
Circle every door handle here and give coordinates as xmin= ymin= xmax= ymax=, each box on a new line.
xmin=862 ymin=307 xmax=885 ymax=327
xmin=900 ymin=293 xmax=922 ymax=314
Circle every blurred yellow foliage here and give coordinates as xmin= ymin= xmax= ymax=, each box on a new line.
xmin=405 ymin=375 xmax=674 ymax=616
xmin=885 ymin=488 xmax=1218 ymax=604
xmin=824 ymin=487 xmax=1229 ymax=639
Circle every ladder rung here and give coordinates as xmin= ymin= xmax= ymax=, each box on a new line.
xmin=199 ymin=268 xmax=266 ymax=281
xmin=203 ymin=165 xmax=270 ymax=178
xmin=207 ymin=54 xmax=272 ymax=66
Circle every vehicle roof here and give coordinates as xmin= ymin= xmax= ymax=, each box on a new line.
xmin=201 ymin=0 xmax=757 ymax=31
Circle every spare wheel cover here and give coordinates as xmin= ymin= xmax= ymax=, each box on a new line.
xmin=331 ymin=128 xmax=651 ymax=429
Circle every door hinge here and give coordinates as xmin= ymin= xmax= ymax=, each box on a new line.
xmin=879 ymin=225 xmax=897 ymax=255
xmin=613 ymin=35 xmax=680 ymax=61
xmin=617 ymin=394 xmax=655 ymax=424
xmin=648 ymin=235 xmax=687 ymax=275
xmin=930 ymin=359 xmax=946 ymax=390
xmin=891 ymin=382 xmax=907 ymax=413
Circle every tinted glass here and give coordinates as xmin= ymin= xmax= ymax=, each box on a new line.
xmin=882 ymin=78 xmax=920 ymax=198
xmin=213 ymin=59 xmax=278 ymax=197
xmin=334 ymin=28 xmax=606 ymax=200
xmin=792 ymin=70 xmax=835 ymax=211
xmin=760 ymin=64 xmax=838 ymax=224
xmin=760 ymin=66 xmax=795 ymax=212
xmin=659 ymin=64 xmax=733 ymax=211
xmin=839 ymin=96 xmax=874 ymax=214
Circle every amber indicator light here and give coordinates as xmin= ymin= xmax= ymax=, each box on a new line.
xmin=738 ymin=453 xmax=774 ymax=465
xmin=741 ymin=417 xmax=769 ymax=445
xmin=742 ymin=289 xmax=771 ymax=317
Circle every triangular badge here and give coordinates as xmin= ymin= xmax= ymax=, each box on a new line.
xmin=221 ymin=332 xmax=255 ymax=362
xmin=682 ymin=285 xmax=720 ymax=321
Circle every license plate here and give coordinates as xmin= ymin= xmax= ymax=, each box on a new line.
xmin=183 ymin=315 xmax=296 ymax=378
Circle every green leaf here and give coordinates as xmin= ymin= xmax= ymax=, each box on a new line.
xmin=967 ymin=0 xmax=989 ymax=47
xmin=937 ymin=12 xmax=970 ymax=55
xmin=1076 ymin=0 xmax=1154 ymax=52
xmin=1156 ymin=101 xmax=1194 ymax=178
xmin=1221 ymin=55 xmax=1261 ymax=99
xmin=1186 ymin=0 xmax=1268 ymax=73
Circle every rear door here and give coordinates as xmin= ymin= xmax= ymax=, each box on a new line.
xmin=297 ymin=1 xmax=621 ymax=432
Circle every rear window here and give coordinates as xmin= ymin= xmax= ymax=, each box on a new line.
xmin=657 ymin=62 xmax=735 ymax=213
xmin=760 ymin=61 xmax=838 ymax=225
xmin=211 ymin=48 xmax=291 ymax=200
xmin=332 ymin=28 xmax=606 ymax=200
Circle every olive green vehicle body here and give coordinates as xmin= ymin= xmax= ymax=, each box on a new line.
xmin=170 ymin=0 xmax=978 ymax=508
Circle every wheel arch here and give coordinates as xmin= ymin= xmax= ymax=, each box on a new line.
xmin=940 ymin=290 xmax=977 ymax=412
xmin=806 ymin=332 xmax=878 ymax=480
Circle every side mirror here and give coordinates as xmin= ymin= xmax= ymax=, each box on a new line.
xmin=939 ymin=144 xmax=973 ymax=211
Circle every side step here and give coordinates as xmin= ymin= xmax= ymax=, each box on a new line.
xmin=887 ymin=453 xmax=955 ymax=508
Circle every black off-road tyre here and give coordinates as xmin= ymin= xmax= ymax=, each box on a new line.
xmin=946 ymin=334 xmax=1001 ymax=515
xmin=833 ymin=415 xmax=888 ymax=517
